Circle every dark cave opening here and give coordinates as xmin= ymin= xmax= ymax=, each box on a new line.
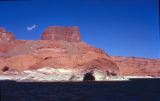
xmin=2 ymin=66 xmax=10 ymax=72
xmin=83 ymin=72 xmax=95 ymax=81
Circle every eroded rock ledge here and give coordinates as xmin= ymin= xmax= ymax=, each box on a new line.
xmin=0 ymin=67 xmax=126 ymax=81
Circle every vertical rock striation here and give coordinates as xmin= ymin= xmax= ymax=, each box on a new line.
xmin=41 ymin=26 xmax=81 ymax=42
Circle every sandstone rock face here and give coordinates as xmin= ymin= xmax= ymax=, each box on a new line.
xmin=0 ymin=26 xmax=160 ymax=81
xmin=111 ymin=56 xmax=160 ymax=76
xmin=0 ymin=40 xmax=119 ymax=75
xmin=41 ymin=26 xmax=81 ymax=42
xmin=0 ymin=28 xmax=16 ymax=56
xmin=0 ymin=28 xmax=16 ymax=42
xmin=0 ymin=26 xmax=121 ymax=81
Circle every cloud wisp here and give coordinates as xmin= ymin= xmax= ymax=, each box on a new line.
xmin=27 ymin=24 xmax=36 ymax=31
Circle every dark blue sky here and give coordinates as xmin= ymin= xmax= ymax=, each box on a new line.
xmin=0 ymin=0 xmax=159 ymax=58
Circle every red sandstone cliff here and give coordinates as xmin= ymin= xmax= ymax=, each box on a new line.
xmin=0 ymin=27 xmax=119 ymax=77
xmin=0 ymin=26 xmax=160 ymax=78
xmin=110 ymin=56 xmax=160 ymax=76
xmin=0 ymin=28 xmax=16 ymax=42
xmin=41 ymin=26 xmax=81 ymax=42
xmin=0 ymin=28 xmax=16 ymax=54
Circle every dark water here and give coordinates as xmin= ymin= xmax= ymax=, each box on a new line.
xmin=1 ymin=79 xmax=160 ymax=101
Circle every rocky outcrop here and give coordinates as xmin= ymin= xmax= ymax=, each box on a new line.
xmin=0 ymin=27 xmax=121 ymax=81
xmin=0 ymin=28 xmax=16 ymax=42
xmin=41 ymin=26 xmax=81 ymax=42
xmin=0 ymin=28 xmax=16 ymax=56
xmin=0 ymin=40 xmax=119 ymax=75
xmin=0 ymin=26 xmax=160 ymax=81
xmin=111 ymin=56 xmax=160 ymax=76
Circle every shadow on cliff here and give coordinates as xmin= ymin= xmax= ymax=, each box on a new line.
xmin=83 ymin=72 xmax=95 ymax=81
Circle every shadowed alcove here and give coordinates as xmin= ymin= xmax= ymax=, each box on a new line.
xmin=83 ymin=72 xmax=95 ymax=81
xmin=2 ymin=66 xmax=10 ymax=72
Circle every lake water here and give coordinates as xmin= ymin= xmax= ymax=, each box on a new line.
xmin=0 ymin=79 xmax=160 ymax=101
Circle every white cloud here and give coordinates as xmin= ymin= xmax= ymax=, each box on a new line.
xmin=27 ymin=24 xmax=36 ymax=31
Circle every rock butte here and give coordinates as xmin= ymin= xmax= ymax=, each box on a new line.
xmin=0 ymin=26 xmax=160 ymax=81
xmin=41 ymin=26 xmax=81 ymax=42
